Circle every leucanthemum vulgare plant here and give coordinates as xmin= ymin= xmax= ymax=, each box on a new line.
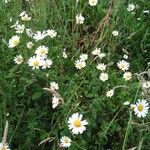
xmin=0 ymin=0 xmax=149 ymax=149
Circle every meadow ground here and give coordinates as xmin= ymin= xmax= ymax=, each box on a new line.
xmin=0 ymin=0 xmax=150 ymax=150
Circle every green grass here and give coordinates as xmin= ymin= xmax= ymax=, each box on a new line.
xmin=0 ymin=0 xmax=150 ymax=149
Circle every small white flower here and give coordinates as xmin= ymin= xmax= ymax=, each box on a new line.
xmin=124 ymin=101 xmax=130 ymax=105
xmin=92 ymin=48 xmax=101 ymax=56
xmin=50 ymin=82 xmax=59 ymax=91
xmin=137 ymin=18 xmax=141 ymax=21
xmin=127 ymin=4 xmax=135 ymax=11
xmin=112 ymin=30 xmax=119 ymax=36
xmin=98 ymin=53 xmax=106 ymax=59
xmin=97 ymin=63 xmax=106 ymax=71
xmin=134 ymin=99 xmax=149 ymax=118
xmin=0 ymin=143 xmax=10 ymax=150
xmin=19 ymin=12 xmax=31 ymax=21
xmin=75 ymin=59 xmax=86 ymax=69
xmin=15 ymin=24 xmax=25 ymax=34
xmin=89 ymin=0 xmax=98 ymax=6
xmin=80 ymin=54 xmax=88 ymax=61
xmin=42 ymin=59 xmax=53 ymax=69
xmin=68 ymin=113 xmax=88 ymax=134
xmin=62 ymin=51 xmax=67 ymax=58
xmin=26 ymin=41 xmax=34 ymax=49
xmin=99 ymin=73 xmax=108 ymax=82
xmin=123 ymin=54 xmax=128 ymax=59
xmin=8 ymin=35 xmax=20 ymax=48
xmin=33 ymin=31 xmax=47 ymax=41
xmin=35 ymin=46 xmax=49 ymax=57
xmin=28 ymin=56 xmax=44 ymax=69
xmin=106 ymin=89 xmax=114 ymax=97
xmin=47 ymin=29 xmax=57 ymax=38
xmin=14 ymin=55 xmax=23 ymax=64
xmin=76 ymin=14 xmax=84 ymax=24
xmin=123 ymin=72 xmax=132 ymax=81
xmin=117 ymin=60 xmax=130 ymax=72
xmin=142 ymin=82 xmax=150 ymax=89
xmin=60 ymin=136 xmax=71 ymax=148
xmin=52 ymin=96 xmax=60 ymax=108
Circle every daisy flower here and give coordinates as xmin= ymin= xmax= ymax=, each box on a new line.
xmin=123 ymin=72 xmax=132 ymax=80
xmin=35 ymin=46 xmax=49 ymax=57
xmin=19 ymin=11 xmax=31 ymax=21
xmin=15 ymin=24 xmax=25 ymax=34
xmin=14 ymin=55 xmax=23 ymax=64
xmin=28 ymin=56 xmax=44 ymax=69
xmin=42 ymin=59 xmax=53 ymax=69
xmin=112 ymin=30 xmax=119 ymax=36
xmin=26 ymin=41 xmax=34 ymax=49
xmin=50 ymin=82 xmax=59 ymax=91
xmin=117 ymin=60 xmax=130 ymax=72
xmin=76 ymin=14 xmax=84 ymax=24
xmin=99 ymin=73 xmax=108 ymax=82
xmin=47 ymin=29 xmax=57 ymax=38
xmin=8 ymin=35 xmax=20 ymax=48
xmin=60 ymin=136 xmax=71 ymax=148
xmin=89 ymin=0 xmax=98 ymax=6
xmin=80 ymin=54 xmax=88 ymax=61
xmin=92 ymin=48 xmax=101 ymax=56
xmin=68 ymin=113 xmax=88 ymax=134
xmin=133 ymin=99 xmax=149 ymax=118
xmin=75 ymin=59 xmax=86 ymax=69
xmin=106 ymin=89 xmax=114 ymax=97
xmin=33 ymin=31 xmax=47 ymax=41
xmin=127 ymin=4 xmax=135 ymax=11
xmin=97 ymin=63 xmax=106 ymax=71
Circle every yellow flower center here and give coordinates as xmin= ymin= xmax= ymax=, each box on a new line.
xmin=64 ymin=139 xmax=68 ymax=143
xmin=73 ymin=119 xmax=81 ymax=128
xmin=33 ymin=61 xmax=39 ymax=66
xmin=13 ymin=40 xmax=19 ymax=46
xmin=40 ymin=49 xmax=46 ymax=54
xmin=137 ymin=104 xmax=144 ymax=112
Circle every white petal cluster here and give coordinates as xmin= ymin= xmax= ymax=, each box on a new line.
xmin=33 ymin=31 xmax=48 ymax=41
xmin=123 ymin=72 xmax=132 ymax=81
xmin=106 ymin=89 xmax=114 ymax=97
xmin=127 ymin=4 xmax=135 ymax=11
xmin=15 ymin=24 xmax=25 ymax=34
xmin=92 ymin=48 xmax=106 ymax=59
xmin=112 ymin=30 xmax=119 ymax=36
xmin=99 ymin=73 xmax=108 ymax=82
xmin=117 ymin=60 xmax=130 ymax=72
xmin=47 ymin=29 xmax=57 ymax=38
xmin=89 ymin=0 xmax=98 ymax=6
xmin=76 ymin=14 xmax=84 ymax=24
xmin=75 ymin=54 xmax=88 ymax=69
xmin=142 ymin=81 xmax=150 ymax=89
xmin=19 ymin=11 xmax=31 ymax=21
xmin=50 ymin=82 xmax=59 ymax=91
xmin=97 ymin=63 xmax=106 ymax=71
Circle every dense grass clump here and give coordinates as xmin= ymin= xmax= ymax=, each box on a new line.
xmin=0 ymin=0 xmax=150 ymax=150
